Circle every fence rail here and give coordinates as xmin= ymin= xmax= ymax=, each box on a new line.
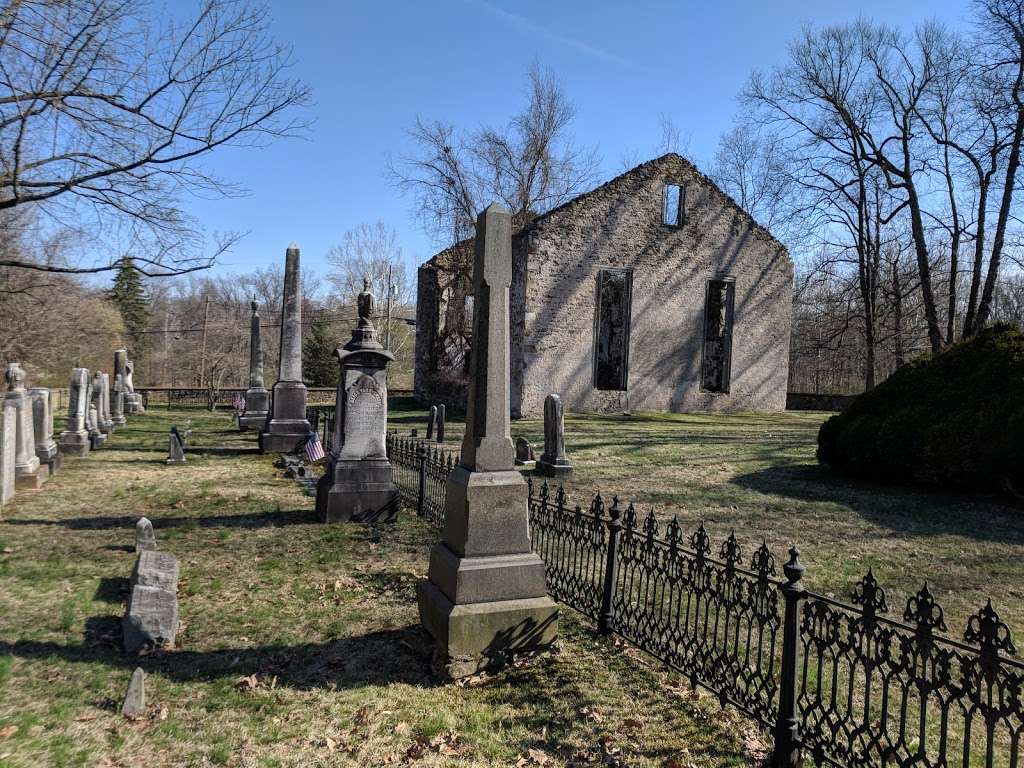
xmin=383 ymin=441 xmax=1024 ymax=768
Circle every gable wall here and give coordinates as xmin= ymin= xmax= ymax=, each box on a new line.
xmin=513 ymin=155 xmax=792 ymax=417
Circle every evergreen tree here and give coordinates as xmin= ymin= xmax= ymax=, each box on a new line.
xmin=303 ymin=318 xmax=338 ymax=387
xmin=108 ymin=258 xmax=150 ymax=355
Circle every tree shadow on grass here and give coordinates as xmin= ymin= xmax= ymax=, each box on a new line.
xmin=731 ymin=463 xmax=1024 ymax=545
xmin=1 ymin=617 xmax=436 ymax=691
xmin=4 ymin=509 xmax=319 ymax=531
xmin=94 ymin=577 xmax=129 ymax=604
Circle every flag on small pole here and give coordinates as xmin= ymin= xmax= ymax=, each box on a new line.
xmin=232 ymin=393 xmax=245 ymax=413
xmin=304 ymin=430 xmax=325 ymax=463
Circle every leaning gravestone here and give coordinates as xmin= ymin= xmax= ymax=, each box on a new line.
xmin=0 ymin=400 xmax=16 ymax=510
xmin=123 ymin=549 xmax=180 ymax=654
xmin=29 ymin=387 xmax=61 ymax=476
xmin=121 ymin=667 xmax=145 ymax=717
xmin=417 ymin=203 xmax=558 ymax=678
xmin=536 ymin=394 xmax=572 ymax=477
xmin=59 ymin=368 xmax=91 ymax=456
xmin=5 ymin=363 xmax=46 ymax=490
xmin=166 ymin=428 xmax=186 ymax=465
xmin=136 ymin=517 xmax=156 ymax=552
xmin=315 ymin=278 xmax=399 ymax=523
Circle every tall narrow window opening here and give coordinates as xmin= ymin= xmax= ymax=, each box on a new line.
xmin=594 ymin=269 xmax=633 ymax=391
xmin=702 ymin=279 xmax=735 ymax=393
xmin=663 ymin=183 xmax=684 ymax=227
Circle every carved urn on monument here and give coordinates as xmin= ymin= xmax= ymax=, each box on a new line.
xmin=315 ymin=279 xmax=399 ymax=523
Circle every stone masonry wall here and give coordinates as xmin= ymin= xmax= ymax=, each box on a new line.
xmin=512 ymin=154 xmax=793 ymax=418
xmin=414 ymin=266 xmax=440 ymax=404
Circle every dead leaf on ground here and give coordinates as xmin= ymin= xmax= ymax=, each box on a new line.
xmin=0 ymin=725 xmax=18 ymax=741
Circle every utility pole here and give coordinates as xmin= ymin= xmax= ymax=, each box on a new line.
xmin=199 ymin=294 xmax=211 ymax=388
xmin=163 ymin=308 xmax=170 ymax=386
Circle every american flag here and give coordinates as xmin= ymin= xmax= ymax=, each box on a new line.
xmin=304 ymin=431 xmax=326 ymax=462
xmin=232 ymin=394 xmax=245 ymax=413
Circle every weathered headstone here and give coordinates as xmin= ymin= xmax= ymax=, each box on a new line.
xmin=88 ymin=372 xmax=107 ymax=448
xmin=239 ymin=298 xmax=270 ymax=431
xmin=166 ymin=428 xmax=186 ymax=465
xmin=29 ymin=388 xmax=61 ymax=476
xmin=426 ymin=405 xmax=437 ymax=440
xmin=5 ymin=364 xmax=47 ymax=490
xmin=98 ymin=373 xmax=114 ymax=435
xmin=316 ymin=279 xmax=399 ymax=523
xmin=136 ymin=517 xmax=156 ymax=552
xmin=418 ymin=203 xmax=558 ymax=678
xmin=123 ymin=359 xmax=145 ymax=414
xmin=58 ymin=368 xmax=91 ymax=456
xmin=261 ymin=245 xmax=311 ymax=452
xmin=121 ymin=667 xmax=145 ymax=717
xmin=436 ymin=404 xmax=446 ymax=444
xmin=514 ymin=436 xmax=536 ymax=469
xmin=536 ymin=394 xmax=572 ymax=477
xmin=0 ymin=400 xmax=16 ymax=510
xmin=111 ymin=349 xmax=128 ymax=426
xmin=123 ymin=549 xmax=179 ymax=654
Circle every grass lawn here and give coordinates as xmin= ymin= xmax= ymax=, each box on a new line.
xmin=391 ymin=398 xmax=1024 ymax=637
xmin=0 ymin=408 xmax=758 ymax=768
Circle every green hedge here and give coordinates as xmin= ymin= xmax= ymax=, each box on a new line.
xmin=817 ymin=324 xmax=1024 ymax=494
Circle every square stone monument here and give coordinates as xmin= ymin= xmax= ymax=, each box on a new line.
xmin=315 ymin=279 xmax=399 ymax=523
xmin=59 ymin=368 xmax=91 ymax=456
xmin=29 ymin=387 xmax=61 ymax=476
xmin=417 ymin=203 xmax=558 ymax=678
xmin=239 ymin=298 xmax=270 ymax=431
xmin=5 ymin=364 xmax=47 ymax=490
xmin=261 ymin=245 xmax=311 ymax=452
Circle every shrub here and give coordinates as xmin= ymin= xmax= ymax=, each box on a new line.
xmin=817 ymin=324 xmax=1024 ymax=494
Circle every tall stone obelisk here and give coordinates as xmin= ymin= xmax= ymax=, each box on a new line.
xmin=260 ymin=244 xmax=310 ymax=453
xmin=239 ymin=298 xmax=270 ymax=431
xmin=418 ymin=203 xmax=558 ymax=678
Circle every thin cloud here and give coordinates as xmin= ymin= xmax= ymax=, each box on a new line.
xmin=464 ymin=0 xmax=640 ymax=70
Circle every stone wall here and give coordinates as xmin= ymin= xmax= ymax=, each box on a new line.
xmin=511 ymin=154 xmax=793 ymax=417
xmin=414 ymin=266 xmax=439 ymax=404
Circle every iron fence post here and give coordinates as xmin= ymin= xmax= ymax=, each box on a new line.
xmin=416 ymin=443 xmax=427 ymax=517
xmin=772 ymin=547 xmax=806 ymax=768
xmin=598 ymin=497 xmax=623 ymax=635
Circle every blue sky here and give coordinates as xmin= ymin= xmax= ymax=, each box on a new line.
xmin=181 ymin=0 xmax=974 ymax=282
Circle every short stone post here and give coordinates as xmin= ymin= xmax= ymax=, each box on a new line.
xmin=261 ymin=245 xmax=311 ymax=452
xmin=59 ymin=368 xmax=91 ymax=456
xmin=239 ymin=298 xmax=270 ymax=431
xmin=29 ymin=387 xmax=61 ymax=475
xmin=426 ymin=405 xmax=437 ymax=440
xmin=122 ymin=668 xmax=146 ymax=717
xmin=598 ymin=496 xmax=622 ymax=635
xmin=5 ymin=364 xmax=46 ymax=489
xmin=315 ymin=279 xmax=399 ymax=523
xmin=537 ymin=393 xmax=572 ymax=477
xmin=436 ymin=404 xmax=446 ymax=444
xmin=771 ymin=547 xmax=806 ymax=768
xmin=417 ymin=203 xmax=558 ymax=678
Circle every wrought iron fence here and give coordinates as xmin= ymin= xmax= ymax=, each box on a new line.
xmin=384 ymin=444 xmax=1023 ymax=768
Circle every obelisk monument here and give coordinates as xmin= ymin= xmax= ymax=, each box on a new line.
xmin=239 ymin=298 xmax=270 ymax=431
xmin=418 ymin=203 xmax=558 ymax=678
xmin=260 ymin=244 xmax=310 ymax=452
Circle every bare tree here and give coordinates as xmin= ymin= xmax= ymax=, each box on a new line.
xmin=389 ymin=63 xmax=599 ymax=244
xmin=326 ymin=221 xmax=412 ymax=307
xmin=0 ymin=0 xmax=310 ymax=276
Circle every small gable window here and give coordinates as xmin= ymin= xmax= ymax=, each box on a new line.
xmin=663 ymin=183 xmax=684 ymax=227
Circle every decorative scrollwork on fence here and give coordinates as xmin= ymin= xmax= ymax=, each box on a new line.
xmin=799 ymin=574 xmax=1024 ymax=768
